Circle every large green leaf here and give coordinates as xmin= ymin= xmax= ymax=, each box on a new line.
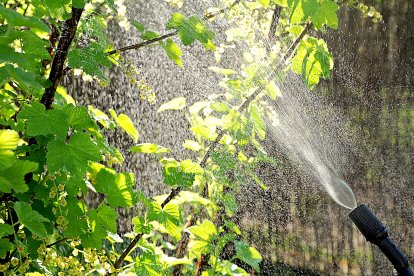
xmin=166 ymin=13 xmax=215 ymax=50
xmin=47 ymin=132 xmax=101 ymax=177
xmin=160 ymin=38 xmax=183 ymax=67
xmin=81 ymin=205 xmax=117 ymax=249
xmin=14 ymin=202 xmax=50 ymax=238
xmin=0 ymin=160 xmax=38 ymax=193
xmin=94 ymin=168 xmax=136 ymax=207
xmin=64 ymin=199 xmax=88 ymax=238
xmin=0 ymin=239 xmax=13 ymax=258
xmin=188 ymin=220 xmax=217 ymax=256
xmin=291 ymin=37 xmax=334 ymax=89
xmin=67 ymin=42 xmax=111 ymax=82
xmin=109 ymin=109 xmax=139 ymax=142
xmin=0 ymin=65 xmax=44 ymax=94
xmin=148 ymin=201 xmax=180 ymax=240
xmin=18 ymin=102 xmax=69 ymax=139
xmin=0 ymin=224 xmax=13 ymax=238
xmin=0 ymin=129 xmax=19 ymax=170
xmin=162 ymin=159 xmax=201 ymax=188
xmin=288 ymin=0 xmax=338 ymax=29
xmin=0 ymin=5 xmax=50 ymax=32
xmin=234 ymin=241 xmax=262 ymax=272
xmin=64 ymin=104 xmax=97 ymax=131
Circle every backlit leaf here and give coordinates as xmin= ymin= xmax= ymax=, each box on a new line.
xmin=0 ymin=129 xmax=19 ymax=170
xmin=109 ymin=109 xmax=139 ymax=142
xmin=158 ymin=97 xmax=186 ymax=112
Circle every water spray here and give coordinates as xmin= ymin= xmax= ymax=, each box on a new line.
xmin=349 ymin=204 xmax=414 ymax=276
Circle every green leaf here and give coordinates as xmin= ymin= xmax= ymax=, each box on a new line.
xmin=188 ymin=220 xmax=217 ymax=241
xmin=0 ymin=64 xmax=44 ymax=94
xmin=250 ymin=103 xmax=266 ymax=140
xmin=64 ymin=199 xmax=88 ymax=238
xmin=142 ymin=31 xmax=159 ymax=40
xmin=34 ymin=0 xmax=71 ymax=17
xmin=158 ymin=97 xmax=186 ymax=112
xmin=14 ymin=202 xmax=49 ymax=238
xmin=105 ymin=0 xmax=117 ymax=11
xmin=67 ymin=42 xmax=111 ymax=82
xmin=308 ymin=0 xmax=338 ymax=29
xmin=130 ymin=143 xmax=170 ymax=154
xmin=162 ymin=159 xmax=199 ymax=188
xmin=291 ymin=37 xmax=334 ymax=89
xmin=165 ymin=12 xmax=186 ymax=29
xmin=82 ymin=205 xmax=117 ymax=248
xmin=0 ymin=160 xmax=38 ymax=193
xmin=211 ymin=102 xmax=230 ymax=114
xmin=0 ymin=6 xmax=50 ymax=32
xmin=94 ymin=168 xmax=136 ymax=207
xmin=20 ymin=30 xmax=51 ymax=60
xmin=208 ymin=66 xmax=237 ymax=76
xmin=132 ymin=217 xmax=153 ymax=234
xmin=180 ymin=159 xmax=203 ymax=174
xmin=166 ymin=13 xmax=215 ymax=50
xmin=234 ymin=241 xmax=262 ymax=272
xmin=148 ymin=202 xmax=180 ymax=239
xmin=188 ymin=220 xmax=217 ymax=256
xmin=287 ymin=0 xmax=338 ymax=29
xmin=131 ymin=20 xmax=145 ymax=32
xmin=109 ymin=109 xmax=139 ymax=142
xmin=18 ymin=102 xmax=69 ymax=138
xmin=89 ymin=205 xmax=117 ymax=233
xmin=258 ymin=0 xmax=270 ymax=7
xmin=64 ymin=104 xmax=96 ymax=131
xmin=0 ymin=224 xmax=13 ymax=238
xmin=72 ymin=0 xmax=87 ymax=8
xmin=160 ymin=38 xmax=183 ymax=67
xmin=222 ymin=193 xmax=237 ymax=216
xmin=265 ymin=81 xmax=282 ymax=100
xmin=182 ymin=140 xmax=201 ymax=151
xmin=272 ymin=0 xmax=288 ymax=7
xmin=0 ymin=239 xmax=13 ymax=258
xmin=0 ymin=130 xmax=19 ymax=170
xmin=47 ymin=132 xmax=101 ymax=177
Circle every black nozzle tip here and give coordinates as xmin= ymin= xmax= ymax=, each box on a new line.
xmin=349 ymin=204 xmax=388 ymax=243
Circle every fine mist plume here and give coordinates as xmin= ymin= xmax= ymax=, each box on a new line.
xmin=265 ymin=73 xmax=357 ymax=209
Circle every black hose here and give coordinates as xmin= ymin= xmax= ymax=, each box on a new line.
xmin=349 ymin=204 xmax=414 ymax=276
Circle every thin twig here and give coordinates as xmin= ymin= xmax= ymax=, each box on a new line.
xmin=113 ymin=233 xmax=144 ymax=269
xmin=107 ymin=30 xmax=178 ymax=56
xmin=203 ymin=0 xmax=241 ymax=20
xmin=46 ymin=238 xmax=68 ymax=248
xmin=108 ymin=0 xmax=242 ymax=56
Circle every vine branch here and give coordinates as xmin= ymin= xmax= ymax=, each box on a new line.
xmin=172 ymin=22 xmax=313 ymax=275
xmin=268 ymin=6 xmax=282 ymax=43
xmin=113 ymin=233 xmax=144 ymax=269
xmin=107 ymin=0 xmax=242 ymax=56
xmin=40 ymin=7 xmax=83 ymax=110
xmin=113 ymin=17 xmax=311 ymax=276
xmin=107 ymin=31 xmax=178 ymax=56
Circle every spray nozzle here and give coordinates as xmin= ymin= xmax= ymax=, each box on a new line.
xmin=350 ymin=204 xmax=414 ymax=276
